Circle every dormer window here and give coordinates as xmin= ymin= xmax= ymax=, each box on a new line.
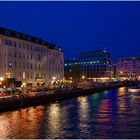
xmin=5 ymin=30 xmax=11 ymax=36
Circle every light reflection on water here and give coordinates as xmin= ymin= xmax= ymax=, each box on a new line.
xmin=0 ymin=87 xmax=140 ymax=139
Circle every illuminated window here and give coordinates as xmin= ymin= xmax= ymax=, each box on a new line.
xmin=6 ymin=73 xmax=11 ymax=78
xmin=8 ymin=62 xmax=12 ymax=68
xmin=23 ymin=72 xmax=26 ymax=79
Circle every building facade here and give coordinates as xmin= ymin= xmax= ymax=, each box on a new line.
xmin=116 ymin=57 xmax=140 ymax=80
xmin=0 ymin=27 xmax=64 ymax=86
xmin=65 ymin=50 xmax=112 ymax=82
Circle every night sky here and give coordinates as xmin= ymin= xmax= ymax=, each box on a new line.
xmin=0 ymin=1 xmax=140 ymax=61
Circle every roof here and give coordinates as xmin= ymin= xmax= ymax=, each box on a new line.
xmin=117 ymin=57 xmax=140 ymax=61
xmin=0 ymin=26 xmax=63 ymax=52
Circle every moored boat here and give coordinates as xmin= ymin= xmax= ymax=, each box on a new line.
xmin=128 ymin=88 xmax=140 ymax=93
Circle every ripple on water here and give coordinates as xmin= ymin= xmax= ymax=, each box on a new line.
xmin=0 ymin=87 xmax=140 ymax=139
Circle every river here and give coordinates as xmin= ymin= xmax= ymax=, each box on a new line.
xmin=0 ymin=87 xmax=140 ymax=139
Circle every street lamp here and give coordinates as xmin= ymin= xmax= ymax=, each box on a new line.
xmin=82 ymin=76 xmax=85 ymax=81
xmin=52 ymin=77 xmax=56 ymax=88
xmin=52 ymin=77 xmax=56 ymax=81
xmin=0 ymin=77 xmax=4 ymax=81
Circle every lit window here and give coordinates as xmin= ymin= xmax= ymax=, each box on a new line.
xmin=8 ymin=62 xmax=12 ymax=68
xmin=23 ymin=72 xmax=26 ymax=79
xmin=6 ymin=73 xmax=11 ymax=78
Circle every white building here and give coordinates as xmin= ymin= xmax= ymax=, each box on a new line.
xmin=0 ymin=27 xmax=64 ymax=86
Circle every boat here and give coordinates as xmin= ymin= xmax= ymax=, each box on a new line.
xmin=128 ymin=86 xmax=140 ymax=94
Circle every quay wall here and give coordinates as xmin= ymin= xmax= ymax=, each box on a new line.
xmin=0 ymin=81 xmax=139 ymax=112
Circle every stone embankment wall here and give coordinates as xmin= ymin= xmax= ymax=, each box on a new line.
xmin=0 ymin=81 xmax=139 ymax=112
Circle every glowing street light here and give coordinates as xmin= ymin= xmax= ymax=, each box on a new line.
xmin=82 ymin=76 xmax=85 ymax=82
xmin=0 ymin=77 xmax=4 ymax=81
xmin=69 ymin=77 xmax=73 ymax=80
xmin=52 ymin=77 xmax=56 ymax=85
xmin=52 ymin=77 xmax=56 ymax=81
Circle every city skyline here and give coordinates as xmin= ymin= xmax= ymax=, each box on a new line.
xmin=0 ymin=1 xmax=140 ymax=139
xmin=0 ymin=1 xmax=140 ymax=60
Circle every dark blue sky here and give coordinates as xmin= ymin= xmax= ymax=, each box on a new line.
xmin=0 ymin=1 xmax=140 ymax=60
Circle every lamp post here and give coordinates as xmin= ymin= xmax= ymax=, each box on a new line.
xmin=0 ymin=77 xmax=4 ymax=87
xmin=82 ymin=76 xmax=85 ymax=82
xmin=81 ymin=76 xmax=85 ymax=89
xmin=52 ymin=76 xmax=56 ymax=84
xmin=0 ymin=77 xmax=4 ymax=81
xmin=120 ymin=71 xmax=124 ymax=81
xmin=52 ymin=76 xmax=56 ymax=81
xmin=52 ymin=76 xmax=56 ymax=89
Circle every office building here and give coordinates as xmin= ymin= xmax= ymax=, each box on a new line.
xmin=65 ymin=50 xmax=112 ymax=82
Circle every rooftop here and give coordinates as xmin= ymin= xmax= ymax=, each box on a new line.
xmin=0 ymin=26 xmax=63 ymax=52
xmin=117 ymin=57 xmax=140 ymax=61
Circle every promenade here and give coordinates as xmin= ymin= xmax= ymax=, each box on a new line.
xmin=0 ymin=81 xmax=139 ymax=113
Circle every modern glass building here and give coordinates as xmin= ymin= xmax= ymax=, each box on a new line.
xmin=65 ymin=50 xmax=112 ymax=82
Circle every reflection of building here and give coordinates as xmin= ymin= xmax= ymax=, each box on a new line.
xmin=0 ymin=27 xmax=64 ymax=86
xmin=65 ymin=50 xmax=112 ymax=82
xmin=116 ymin=57 xmax=140 ymax=80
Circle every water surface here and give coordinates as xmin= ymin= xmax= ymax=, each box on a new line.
xmin=0 ymin=87 xmax=140 ymax=139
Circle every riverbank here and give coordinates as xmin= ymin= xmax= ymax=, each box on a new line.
xmin=0 ymin=81 xmax=139 ymax=112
